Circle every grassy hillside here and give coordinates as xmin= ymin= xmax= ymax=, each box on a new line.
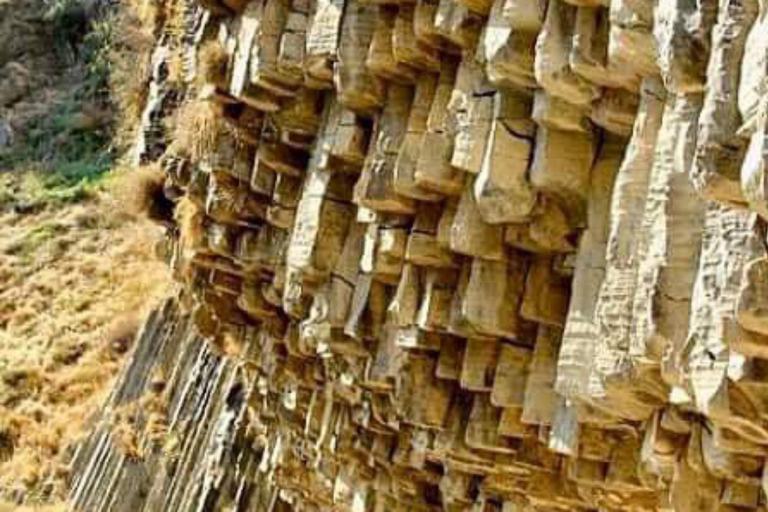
xmin=0 ymin=0 xmax=172 ymax=504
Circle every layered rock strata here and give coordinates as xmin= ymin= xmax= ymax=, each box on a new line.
xmin=70 ymin=0 xmax=768 ymax=511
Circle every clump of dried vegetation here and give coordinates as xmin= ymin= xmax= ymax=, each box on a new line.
xmin=110 ymin=162 xmax=168 ymax=218
xmin=172 ymin=99 xmax=228 ymax=162
xmin=197 ymin=40 xmax=229 ymax=88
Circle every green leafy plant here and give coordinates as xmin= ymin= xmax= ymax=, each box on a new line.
xmin=0 ymin=90 xmax=112 ymax=208
xmin=0 ymin=0 xmax=117 ymax=210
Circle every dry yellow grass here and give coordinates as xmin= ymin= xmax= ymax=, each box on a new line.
xmin=109 ymin=162 xmax=168 ymax=220
xmin=0 ymin=191 xmax=173 ymax=503
xmin=197 ymin=40 xmax=229 ymax=89
xmin=171 ymin=99 xmax=226 ymax=162
xmin=0 ymin=0 xmax=176 ymax=504
xmin=0 ymin=504 xmax=66 ymax=512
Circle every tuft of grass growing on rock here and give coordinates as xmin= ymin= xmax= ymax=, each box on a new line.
xmin=171 ymin=99 xmax=226 ymax=162
xmin=108 ymin=162 xmax=175 ymax=224
xmin=197 ymin=40 xmax=229 ymax=89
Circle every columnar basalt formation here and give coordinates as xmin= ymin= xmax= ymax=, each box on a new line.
xmin=70 ymin=0 xmax=768 ymax=511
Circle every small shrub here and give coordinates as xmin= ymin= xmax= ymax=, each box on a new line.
xmin=109 ymin=163 xmax=171 ymax=221
xmin=79 ymin=18 xmax=113 ymax=102
xmin=45 ymin=0 xmax=90 ymax=64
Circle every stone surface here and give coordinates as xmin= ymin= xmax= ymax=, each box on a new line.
xmin=69 ymin=0 xmax=768 ymax=511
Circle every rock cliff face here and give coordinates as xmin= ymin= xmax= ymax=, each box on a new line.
xmin=69 ymin=0 xmax=768 ymax=510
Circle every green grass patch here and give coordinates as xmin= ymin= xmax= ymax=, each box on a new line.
xmin=0 ymin=85 xmax=112 ymax=210
xmin=0 ymin=124 xmax=111 ymax=210
xmin=2 ymin=222 xmax=61 ymax=260
xmin=0 ymin=0 xmax=115 ymax=211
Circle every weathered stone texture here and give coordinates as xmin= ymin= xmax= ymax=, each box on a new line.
xmin=69 ymin=0 xmax=768 ymax=511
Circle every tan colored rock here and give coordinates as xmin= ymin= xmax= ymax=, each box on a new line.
xmin=571 ymin=6 xmax=634 ymax=89
xmin=450 ymin=179 xmax=507 ymax=260
xmin=590 ymin=87 xmax=639 ymax=137
xmin=630 ymin=93 xmax=705 ymax=384
xmin=474 ymin=95 xmax=536 ymax=224
xmin=556 ymin=135 xmax=622 ymax=401
xmin=483 ymin=0 xmax=541 ymax=89
xmin=530 ymin=127 xmax=595 ymax=228
xmin=414 ymin=60 xmax=464 ymax=197
xmin=738 ymin=258 xmax=768 ymax=336
xmin=367 ymin=7 xmax=418 ymax=84
xmin=521 ymin=256 xmax=570 ymax=326
xmin=590 ymin=79 xmax=665 ymax=398
xmin=449 ymin=58 xmax=496 ymax=175
xmin=393 ymin=5 xmax=442 ymax=72
xmin=451 ymin=256 xmax=528 ymax=338
xmin=738 ymin=0 xmax=767 ymax=134
xmin=334 ymin=0 xmax=386 ymax=113
xmin=287 ymin=169 xmax=356 ymax=281
xmin=683 ymin=206 xmax=761 ymax=420
xmin=692 ymin=0 xmax=757 ymax=207
xmin=532 ymin=91 xmax=591 ymax=133
xmin=306 ymin=0 xmax=346 ymax=85
xmin=535 ymin=0 xmax=599 ymax=105
xmin=72 ymin=0 xmax=768 ymax=510
xmin=522 ymin=326 xmax=561 ymax=425
xmin=741 ymin=100 xmax=768 ymax=219
xmin=654 ymin=0 xmax=717 ymax=93
xmin=356 ymin=84 xmax=416 ymax=214
xmin=608 ymin=0 xmax=657 ymax=81
xmin=394 ymin=73 xmax=442 ymax=200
